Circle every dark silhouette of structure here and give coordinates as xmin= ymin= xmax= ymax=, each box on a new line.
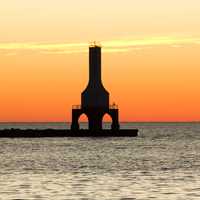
xmin=71 ymin=44 xmax=120 ymax=131
xmin=0 ymin=43 xmax=138 ymax=138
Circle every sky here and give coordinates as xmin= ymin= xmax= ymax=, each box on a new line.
xmin=0 ymin=0 xmax=200 ymax=122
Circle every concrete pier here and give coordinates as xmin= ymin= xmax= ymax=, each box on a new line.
xmin=0 ymin=129 xmax=138 ymax=138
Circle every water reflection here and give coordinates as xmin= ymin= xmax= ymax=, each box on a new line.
xmin=0 ymin=123 xmax=200 ymax=199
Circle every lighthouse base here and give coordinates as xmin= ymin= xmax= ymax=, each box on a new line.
xmin=71 ymin=107 xmax=120 ymax=131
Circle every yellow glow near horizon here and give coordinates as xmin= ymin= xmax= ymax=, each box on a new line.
xmin=0 ymin=36 xmax=200 ymax=55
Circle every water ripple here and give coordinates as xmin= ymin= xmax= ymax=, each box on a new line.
xmin=0 ymin=123 xmax=200 ymax=199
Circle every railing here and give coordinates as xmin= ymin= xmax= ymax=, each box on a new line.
xmin=109 ymin=103 xmax=118 ymax=109
xmin=72 ymin=105 xmax=81 ymax=109
xmin=72 ymin=104 xmax=118 ymax=109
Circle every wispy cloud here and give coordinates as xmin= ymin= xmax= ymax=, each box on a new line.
xmin=0 ymin=36 xmax=200 ymax=55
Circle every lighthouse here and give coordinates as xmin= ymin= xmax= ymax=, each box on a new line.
xmin=81 ymin=44 xmax=109 ymax=108
xmin=71 ymin=43 xmax=120 ymax=131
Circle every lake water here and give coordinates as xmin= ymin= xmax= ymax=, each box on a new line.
xmin=0 ymin=122 xmax=200 ymax=199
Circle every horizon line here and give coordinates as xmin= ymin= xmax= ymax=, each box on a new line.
xmin=0 ymin=121 xmax=199 ymax=123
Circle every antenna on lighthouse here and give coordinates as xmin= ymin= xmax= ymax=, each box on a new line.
xmin=89 ymin=41 xmax=101 ymax=47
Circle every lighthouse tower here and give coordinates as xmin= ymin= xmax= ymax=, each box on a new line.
xmin=71 ymin=43 xmax=120 ymax=131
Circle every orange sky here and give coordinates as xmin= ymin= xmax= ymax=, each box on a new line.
xmin=0 ymin=1 xmax=200 ymax=122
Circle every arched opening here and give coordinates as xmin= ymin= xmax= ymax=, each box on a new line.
xmin=102 ymin=113 xmax=113 ymax=129
xmin=78 ymin=113 xmax=89 ymax=129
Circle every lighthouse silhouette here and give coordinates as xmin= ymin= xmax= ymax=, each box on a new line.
xmin=71 ymin=43 xmax=120 ymax=131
